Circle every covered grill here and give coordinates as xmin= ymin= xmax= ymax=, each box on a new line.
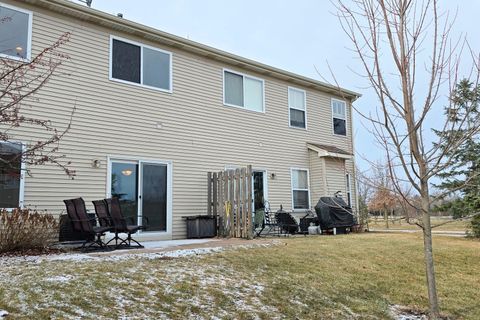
xmin=314 ymin=197 xmax=357 ymax=232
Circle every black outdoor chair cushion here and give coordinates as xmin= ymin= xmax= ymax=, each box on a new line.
xmin=275 ymin=209 xmax=299 ymax=234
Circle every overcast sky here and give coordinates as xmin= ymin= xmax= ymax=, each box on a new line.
xmin=79 ymin=0 xmax=480 ymax=172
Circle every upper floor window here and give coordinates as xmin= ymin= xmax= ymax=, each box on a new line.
xmin=291 ymin=168 xmax=310 ymax=210
xmin=110 ymin=36 xmax=172 ymax=92
xmin=0 ymin=142 xmax=23 ymax=209
xmin=332 ymin=99 xmax=347 ymax=136
xmin=288 ymin=87 xmax=306 ymax=129
xmin=0 ymin=3 xmax=32 ymax=60
xmin=223 ymin=69 xmax=264 ymax=112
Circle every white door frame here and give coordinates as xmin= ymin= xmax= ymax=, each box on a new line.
xmin=252 ymin=169 xmax=269 ymax=211
xmin=106 ymin=156 xmax=173 ymax=238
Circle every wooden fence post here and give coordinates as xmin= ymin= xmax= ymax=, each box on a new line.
xmin=229 ymin=170 xmax=234 ymax=237
xmin=241 ymin=167 xmax=247 ymax=238
xmin=247 ymin=165 xmax=253 ymax=239
xmin=207 ymin=172 xmax=212 ymax=216
xmin=218 ymin=171 xmax=224 ymax=236
xmin=212 ymin=172 xmax=218 ymax=217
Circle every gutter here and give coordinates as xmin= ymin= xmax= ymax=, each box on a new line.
xmin=24 ymin=0 xmax=361 ymax=101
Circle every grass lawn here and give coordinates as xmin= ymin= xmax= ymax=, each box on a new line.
xmin=0 ymin=233 xmax=479 ymax=319
xmin=368 ymin=216 xmax=469 ymax=231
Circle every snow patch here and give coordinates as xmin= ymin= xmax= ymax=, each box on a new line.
xmin=45 ymin=275 xmax=74 ymax=283
xmin=390 ymin=305 xmax=428 ymax=320
xmin=0 ymin=310 xmax=8 ymax=317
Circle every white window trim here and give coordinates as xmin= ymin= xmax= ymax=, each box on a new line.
xmin=0 ymin=2 xmax=33 ymax=62
xmin=222 ymin=68 xmax=265 ymax=113
xmin=290 ymin=167 xmax=311 ymax=211
xmin=0 ymin=141 xmax=26 ymax=210
xmin=331 ymin=98 xmax=348 ymax=137
xmin=106 ymin=155 xmax=173 ymax=238
xmin=109 ymin=35 xmax=173 ymax=93
xmin=288 ymin=86 xmax=307 ymax=130
xmin=346 ymin=172 xmax=352 ymax=207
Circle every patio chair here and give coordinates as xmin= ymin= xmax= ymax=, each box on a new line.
xmin=63 ymin=198 xmax=111 ymax=251
xmin=275 ymin=205 xmax=299 ymax=235
xmin=104 ymin=197 xmax=148 ymax=248
xmin=255 ymin=201 xmax=280 ymax=237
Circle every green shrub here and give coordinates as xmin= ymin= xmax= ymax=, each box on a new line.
xmin=467 ymin=214 xmax=480 ymax=238
xmin=0 ymin=208 xmax=59 ymax=253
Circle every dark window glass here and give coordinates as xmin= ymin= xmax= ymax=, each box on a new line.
xmin=0 ymin=6 xmax=29 ymax=59
xmin=141 ymin=163 xmax=167 ymax=232
xmin=224 ymin=71 xmax=244 ymax=106
xmin=293 ymin=190 xmax=309 ymax=209
xmin=334 ymin=118 xmax=346 ymax=135
xmin=112 ymin=39 xmax=141 ymax=83
xmin=290 ymin=109 xmax=306 ymax=128
xmin=0 ymin=142 xmax=22 ymax=208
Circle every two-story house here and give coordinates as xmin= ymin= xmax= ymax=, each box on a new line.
xmin=0 ymin=0 xmax=360 ymax=240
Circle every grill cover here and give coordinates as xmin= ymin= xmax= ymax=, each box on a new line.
xmin=314 ymin=197 xmax=357 ymax=229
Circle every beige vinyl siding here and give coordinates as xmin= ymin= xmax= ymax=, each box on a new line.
xmin=3 ymin=0 xmax=358 ymax=238
xmin=308 ymin=150 xmax=324 ymax=206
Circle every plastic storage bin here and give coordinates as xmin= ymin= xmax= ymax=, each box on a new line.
xmin=184 ymin=215 xmax=217 ymax=238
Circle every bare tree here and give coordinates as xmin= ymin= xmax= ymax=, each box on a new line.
xmin=367 ymin=161 xmax=397 ymax=227
xmin=1 ymin=30 xmax=75 ymax=177
xmin=334 ymin=0 xmax=480 ymax=317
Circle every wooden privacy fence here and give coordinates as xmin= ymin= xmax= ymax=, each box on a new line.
xmin=207 ymin=165 xmax=253 ymax=239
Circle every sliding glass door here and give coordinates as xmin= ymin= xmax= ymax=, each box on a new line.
xmin=139 ymin=162 xmax=167 ymax=232
xmin=109 ymin=159 xmax=170 ymax=233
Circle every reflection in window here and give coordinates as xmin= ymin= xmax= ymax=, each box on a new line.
xmin=0 ymin=4 xmax=31 ymax=60
xmin=111 ymin=162 xmax=138 ymax=220
xmin=0 ymin=142 xmax=22 ymax=208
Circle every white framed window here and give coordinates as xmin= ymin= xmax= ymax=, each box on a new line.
xmin=290 ymin=168 xmax=310 ymax=210
xmin=0 ymin=3 xmax=33 ymax=61
xmin=0 ymin=142 xmax=25 ymax=209
xmin=332 ymin=98 xmax=347 ymax=136
xmin=288 ymin=87 xmax=306 ymax=129
xmin=223 ymin=69 xmax=264 ymax=112
xmin=346 ymin=172 xmax=352 ymax=207
xmin=109 ymin=36 xmax=172 ymax=92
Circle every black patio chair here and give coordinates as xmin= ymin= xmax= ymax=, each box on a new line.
xmin=63 ymin=198 xmax=111 ymax=251
xmin=255 ymin=201 xmax=280 ymax=237
xmin=275 ymin=205 xmax=299 ymax=235
xmin=104 ymin=197 xmax=148 ymax=248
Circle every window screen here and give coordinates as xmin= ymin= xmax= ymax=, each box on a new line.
xmin=0 ymin=5 xmax=31 ymax=59
xmin=112 ymin=39 xmax=141 ymax=84
xmin=224 ymin=71 xmax=244 ymax=106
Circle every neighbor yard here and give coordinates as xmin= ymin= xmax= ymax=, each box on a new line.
xmin=0 ymin=233 xmax=478 ymax=319
xmin=368 ymin=216 xmax=469 ymax=232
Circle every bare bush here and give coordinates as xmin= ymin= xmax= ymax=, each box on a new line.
xmin=0 ymin=208 xmax=58 ymax=253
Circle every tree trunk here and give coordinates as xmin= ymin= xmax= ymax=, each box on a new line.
xmin=421 ymin=191 xmax=440 ymax=318
xmin=384 ymin=208 xmax=389 ymax=229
